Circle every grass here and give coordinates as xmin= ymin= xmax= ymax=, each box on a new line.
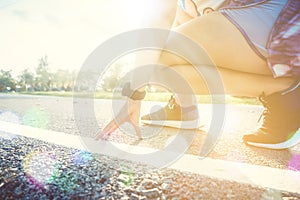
xmin=21 ymin=91 xmax=74 ymax=97
xmin=19 ymin=91 xmax=261 ymax=105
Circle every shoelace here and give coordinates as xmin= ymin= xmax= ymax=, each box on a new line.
xmin=168 ymin=95 xmax=176 ymax=109
xmin=257 ymin=94 xmax=273 ymax=129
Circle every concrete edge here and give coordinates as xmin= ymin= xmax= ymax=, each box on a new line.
xmin=0 ymin=120 xmax=299 ymax=194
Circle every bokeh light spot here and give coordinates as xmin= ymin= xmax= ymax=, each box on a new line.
xmin=287 ymin=153 xmax=300 ymax=172
xmin=118 ymin=165 xmax=135 ymax=187
xmin=22 ymin=108 xmax=49 ymax=129
xmin=0 ymin=111 xmax=21 ymax=124
xmin=261 ymin=188 xmax=282 ymax=200
xmin=70 ymin=150 xmax=93 ymax=166
xmin=23 ymin=151 xmax=59 ymax=186
xmin=52 ymin=174 xmax=79 ymax=192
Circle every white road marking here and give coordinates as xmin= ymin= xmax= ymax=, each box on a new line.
xmin=0 ymin=120 xmax=299 ymax=194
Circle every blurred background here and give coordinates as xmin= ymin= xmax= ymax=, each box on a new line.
xmin=0 ymin=0 xmax=176 ymax=93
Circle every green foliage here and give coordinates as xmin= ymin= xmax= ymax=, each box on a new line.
xmin=13 ymin=55 xmax=76 ymax=92
xmin=100 ymin=63 xmax=123 ymax=92
xmin=0 ymin=69 xmax=16 ymax=92
xmin=35 ymin=55 xmax=51 ymax=91
xmin=18 ymin=69 xmax=34 ymax=92
xmin=52 ymin=69 xmax=75 ymax=91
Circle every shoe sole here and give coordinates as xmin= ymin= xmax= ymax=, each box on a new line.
xmin=245 ymin=128 xmax=300 ymax=149
xmin=141 ymin=119 xmax=202 ymax=129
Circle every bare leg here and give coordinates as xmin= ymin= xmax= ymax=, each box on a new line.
xmin=147 ymin=12 xmax=300 ymax=148
xmin=156 ymin=12 xmax=295 ymax=96
xmin=163 ymin=65 xmax=295 ymax=97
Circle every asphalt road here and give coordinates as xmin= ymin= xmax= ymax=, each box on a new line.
xmin=1 ymin=93 xmax=300 ymax=199
xmin=1 ymin=93 xmax=299 ymax=169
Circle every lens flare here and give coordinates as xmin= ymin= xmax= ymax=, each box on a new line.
xmin=117 ymin=165 xmax=135 ymax=187
xmin=261 ymin=188 xmax=282 ymax=200
xmin=0 ymin=111 xmax=21 ymax=124
xmin=22 ymin=108 xmax=49 ymax=129
xmin=23 ymin=151 xmax=59 ymax=187
xmin=51 ymin=174 xmax=79 ymax=193
xmin=70 ymin=150 xmax=93 ymax=166
xmin=287 ymin=153 xmax=300 ymax=172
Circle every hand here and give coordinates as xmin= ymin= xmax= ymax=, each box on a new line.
xmin=95 ymin=98 xmax=142 ymax=140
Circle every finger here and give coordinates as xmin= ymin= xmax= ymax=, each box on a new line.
xmin=102 ymin=119 xmax=119 ymax=133
xmin=95 ymin=133 xmax=102 ymax=141
xmin=105 ymin=116 xmax=127 ymax=133
xmin=132 ymin=124 xmax=143 ymax=140
xmin=98 ymin=112 xmax=130 ymax=140
xmin=95 ymin=129 xmax=114 ymax=141
xmin=95 ymin=120 xmax=118 ymax=141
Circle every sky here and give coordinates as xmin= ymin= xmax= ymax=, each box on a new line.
xmin=0 ymin=0 xmax=163 ymax=77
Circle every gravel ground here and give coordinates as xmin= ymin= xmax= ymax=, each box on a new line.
xmin=2 ymin=134 xmax=300 ymax=199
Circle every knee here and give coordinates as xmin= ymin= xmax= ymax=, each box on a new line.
xmin=158 ymin=50 xmax=189 ymax=66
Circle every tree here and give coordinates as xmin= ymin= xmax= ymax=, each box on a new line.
xmin=100 ymin=63 xmax=123 ymax=92
xmin=52 ymin=69 xmax=75 ymax=91
xmin=35 ymin=55 xmax=52 ymax=91
xmin=18 ymin=69 xmax=35 ymax=92
xmin=0 ymin=70 xmax=16 ymax=92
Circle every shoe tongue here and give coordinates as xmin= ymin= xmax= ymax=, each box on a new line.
xmin=264 ymin=92 xmax=282 ymax=108
xmin=265 ymin=88 xmax=300 ymax=113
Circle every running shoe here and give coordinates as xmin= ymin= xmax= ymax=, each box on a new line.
xmin=243 ymin=82 xmax=300 ymax=149
xmin=141 ymin=96 xmax=201 ymax=129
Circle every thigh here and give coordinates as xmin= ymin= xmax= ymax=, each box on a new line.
xmin=169 ymin=65 xmax=295 ymax=96
xmin=159 ymin=12 xmax=272 ymax=76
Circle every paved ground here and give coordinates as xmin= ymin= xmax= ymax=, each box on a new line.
xmin=0 ymin=93 xmax=300 ymax=199
xmin=0 ymin=133 xmax=275 ymax=199
xmin=1 ymin=93 xmax=299 ymax=168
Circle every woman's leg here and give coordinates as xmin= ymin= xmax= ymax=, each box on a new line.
xmin=157 ymin=11 xmax=295 ymax=95
xmin=142 ymin=12 xmax=300 ymax=148
xmin=164 ymin=65 xmax=295 ymax=97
